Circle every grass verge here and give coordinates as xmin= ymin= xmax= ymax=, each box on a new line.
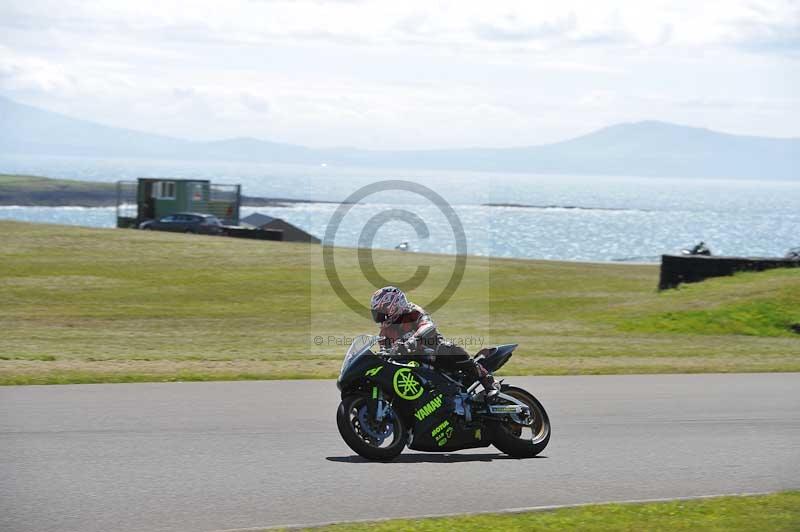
xmin=1 ymin=220 xmax=798 ymax=384
xmin=298 ymin=492 xmax=800 ymax=531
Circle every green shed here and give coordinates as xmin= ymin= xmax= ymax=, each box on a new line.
xmin=117 ymin=178 xmax=241 ymax=228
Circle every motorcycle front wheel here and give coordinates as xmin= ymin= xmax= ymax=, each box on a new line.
xmin=336 ymin=394 xmax=407 ymax=461
xmin=491 ymin=386 xmax=551 ymax=458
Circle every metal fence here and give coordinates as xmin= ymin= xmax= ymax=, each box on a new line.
xmin=187 ymin=183 xmax=241 ymax=225
xmin=116 ymin=180 xmax=138 ymax=227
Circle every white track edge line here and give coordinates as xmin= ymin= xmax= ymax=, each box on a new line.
xmin=213 ymin=490 xmax=781 ymax=532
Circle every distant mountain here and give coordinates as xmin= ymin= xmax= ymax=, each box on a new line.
xmin=0 ymin=96 xmax=190 ymax=158
xmin=1 ymin=96 xmax=797 ymax=180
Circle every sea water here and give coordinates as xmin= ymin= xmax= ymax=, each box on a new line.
xmin=0 ymin=154 xmax=797 ymax=262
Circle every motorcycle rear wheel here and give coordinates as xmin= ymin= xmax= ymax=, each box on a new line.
xmin=336 ymin=395 xmax=407 ymax=461
xmin=492 ymin=386 xmax=550 ymax=458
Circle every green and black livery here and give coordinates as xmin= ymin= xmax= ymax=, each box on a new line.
xmin=336 ymin=338 xmax=550 ymax=460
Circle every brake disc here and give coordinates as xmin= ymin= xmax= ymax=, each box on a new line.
xmin=357 ymin=406 xmax=393 ymax=444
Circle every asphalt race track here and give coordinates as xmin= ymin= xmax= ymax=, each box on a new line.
xmin=2 ymin=374 xmax=799 ymax=532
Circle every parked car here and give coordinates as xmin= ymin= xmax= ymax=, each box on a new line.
xmin=139 ymin=213 xmax=224 ymax=235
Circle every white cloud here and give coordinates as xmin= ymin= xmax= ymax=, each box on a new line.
xmin=0 ymin=0 xmax=797 ymax=147
xmin=0 ymin=46 xmax=74 ymax=93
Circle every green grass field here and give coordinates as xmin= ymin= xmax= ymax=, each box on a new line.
xmin=302 ymin=492 xmax=800 ymax=532
xmin=1 ymin=220 xmax=798 ymax=384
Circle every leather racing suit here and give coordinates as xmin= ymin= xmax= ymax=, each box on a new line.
xmin=378 ymin=303 xmax=491 ymax=386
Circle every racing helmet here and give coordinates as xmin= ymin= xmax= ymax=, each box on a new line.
xmin=370 ymin=286 xmax=409 ymax=323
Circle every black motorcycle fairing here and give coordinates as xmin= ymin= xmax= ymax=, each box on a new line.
xmin=475 ymin=343 xmax=518 ymax=373
xmin=336 ymin=336 xmax=552 ymax=460
xmin=338 ymin=353 xmax=489 ymax=451
xmin=407 ymin=412 xmax=490 ymax=452
xmin=337 ymin=350 xmax=383 ymax=392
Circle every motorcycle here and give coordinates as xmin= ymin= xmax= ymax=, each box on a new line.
xmin=681 ymin=241 xmax=712 ymax=256
xmin=336 ymin=335 xmax=550 ymax=461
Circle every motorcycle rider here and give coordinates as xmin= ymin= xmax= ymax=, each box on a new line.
xmin=691 ymin=241 xmax=710 ymax=255
xmin=370 ymin=286 xmax=500 ymax=399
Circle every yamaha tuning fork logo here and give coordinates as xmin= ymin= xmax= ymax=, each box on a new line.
xmin=322 ymin=180 xmax=467 ymax=317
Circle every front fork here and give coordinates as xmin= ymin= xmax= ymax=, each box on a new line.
xmin=367 ymin=385 xmax=389 ymax=421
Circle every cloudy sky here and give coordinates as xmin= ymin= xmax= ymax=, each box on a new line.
xmin=1 ymin=0 xmax=798 ymax=148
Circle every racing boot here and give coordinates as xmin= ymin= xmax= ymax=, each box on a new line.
xmin=475 ymin=362 xmax=501 ymax=402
